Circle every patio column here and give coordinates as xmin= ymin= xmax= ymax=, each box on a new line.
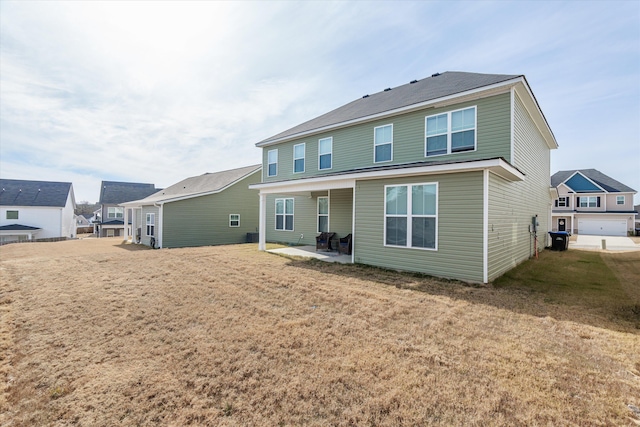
xmin=123 ymin=208 xmax=130 ymax=242
xmin=259 ymin=192 xmax=266 ymax=251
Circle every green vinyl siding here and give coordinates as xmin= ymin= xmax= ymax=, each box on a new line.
xmin=160 ymin=171 xmax=261 ymax=248
xmin=487 ymin=91 xmax=551 ymax=281
xmin=262 ymin=92 xmax=511 ymax=183
xmin=140 ymin=205 xmax=159 ymax=247
xmin=354 ymin=172 xmax=484 ymax=282
xmin=329 ymin=188 xmax=353 ymax=239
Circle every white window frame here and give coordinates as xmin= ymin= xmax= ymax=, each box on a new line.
xmin=317 ymin=196 xmax=329 ymax=233
xmin=6 ymin=210 xmax=18 ymax=220
xmin=616 ymin=195 xmax=625 ymax=205
xmin=383 ymin=182 xmax=438 ymax=251
xmin=374 ymin=124 xmax=393 ymax=163
xmin=425 ymin=106 xmax=477 ymax=157
xmin=267 ymin=149 xmax=278 ymax=177
xmin=229 ymin=214 xmax=240 ymax=227
xmin=293 ymin=143 xmax=305 ymax=174
xmin=275 ymin=198 xmax=294 ymax=231
xmin=318 ymin=137 xmax=332 ymax=170
xmin=107 ymin=207 xmax=124 ymax=219
xmin=579 ymin=196 xmax=598 ymax=208
xmin=558 ymin=197 xmax=567 ymax=207
xmin=146 ymin=213 xmax=155 ymax=236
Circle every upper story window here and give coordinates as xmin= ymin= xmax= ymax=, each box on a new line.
xmin=319 ymin=137 xmax=332 ymax=170
xmin=425 ymin=106 xmax=476 ymax=157
xmin=6 ymin=210 xmax=18 ymax=220
xmin=293 ymin=143 xmax=305 ymax=173
xmin=374 ymin=124 xmax=393 ymax=163
xmin=275 ymin=198 xmax=294 ymax=231
xmin=108 ymin=207 xmax=123 ymax=219
xmin=267 ymin=149 xmax=278 ymax=177
xmin=385 ymin=183 xmax=438 ymax=250
xmin=616 ymin=195 xmax=625 ymax=205
xmin=146 ymin=213 xmax=155 ymax=236
xmin=229 ymin=214 xmax=240 ymax=227
xmin=556 ymin=197 xmax=570 ymax=208
xmin=578 ymin=196 xmax=599 ymax=208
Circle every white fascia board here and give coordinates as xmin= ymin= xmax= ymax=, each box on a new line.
xmin=249 ymin=158 xmax=524 ymax=194
xmin=550 ymin=187 xmax=559 ymax=199
xmin=513 ymin=82 xmax=558 ymax=150
xmin=256 ymin=79 xmax=522 ymax=148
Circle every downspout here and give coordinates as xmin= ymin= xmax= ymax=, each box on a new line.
xmin=483 ymin=170 xmax=489 ymax=283
xmin=154 ymin=202 xmax=164 ymax=248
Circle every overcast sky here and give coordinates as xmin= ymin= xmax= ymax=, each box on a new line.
xmin=1 ymin=1 xmax=639 ymax=203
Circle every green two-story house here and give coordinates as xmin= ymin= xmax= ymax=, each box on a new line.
xmin=250 ymin=72 xmax=558 ymax=283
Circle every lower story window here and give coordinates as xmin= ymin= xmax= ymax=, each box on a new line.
xmin=229 ymin=214 xmax=240 ymax=227
xmin=385 ymin=183 xmax=438 ymax=250
xmin=275 ymin=198 xmax=294 ymax=231
xmin=146 ymin=213 xmax=155 ymax=236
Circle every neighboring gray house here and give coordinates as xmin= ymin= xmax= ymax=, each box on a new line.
xmin=96 ymin=181 xmax=159 ymax=237
xmin=551 ymin=169 xmax=637 ymax=236
xmin=250 ymin=71 xmax=558 ymax=283
xmin=121 ymin=165 xmax=261 ymax=248
xmin=0 ymin=179 xmax=76 ymax=243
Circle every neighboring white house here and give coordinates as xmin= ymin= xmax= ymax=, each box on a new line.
xmin=551 ymin=169 xmax=637 ymax=236
xmin=0 ymin=179 xmax=76 ymax=244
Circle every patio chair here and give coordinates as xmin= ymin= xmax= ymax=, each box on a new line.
xmin=338 ymin=233 xmax=352 ymax=255
xmin=316 ymin=232 xmax=335 ymax=251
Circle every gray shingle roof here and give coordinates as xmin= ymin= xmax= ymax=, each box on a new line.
xmin=99 ymin=181 xmax=159 ymax=204
xmin=551 ymin=169 xmax=636 ymax=193
xmin=126 ymin=164 xmax=261 ymax=205
xmin=259 ymin=71 xmax=521 ymax=145
xmin=0 ymin=179 xmax=72 ymax=207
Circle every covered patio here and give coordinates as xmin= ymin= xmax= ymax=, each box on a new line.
xmin=267 ymin=245 xmax=353 ymax=263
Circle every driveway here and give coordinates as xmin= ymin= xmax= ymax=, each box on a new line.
xmin=570 ymin=235 xmax=640 ymax=252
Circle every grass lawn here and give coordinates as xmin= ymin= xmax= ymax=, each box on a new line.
xmin=1 ymin=239 xmax=639 ymax=426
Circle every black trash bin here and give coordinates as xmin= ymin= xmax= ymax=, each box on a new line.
xmin=548 ymin=231 xmax=570 ymax=251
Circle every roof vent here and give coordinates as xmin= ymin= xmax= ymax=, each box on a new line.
xmin=410 ymin=79 xmax=418 ymax=84
xmin=384 ymin=88 xmax=391 ymax=91
xmin=362 ymin=94 xmax=369 ymax=98
xmin=431 ymin=72 xmax=441 ymax=77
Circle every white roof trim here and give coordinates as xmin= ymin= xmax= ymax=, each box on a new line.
xmin=256 ymin=78 xmax=525 ymax=147
xmin=249 ymin=158 xmax=524 ymax=194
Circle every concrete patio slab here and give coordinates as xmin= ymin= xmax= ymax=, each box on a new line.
xmin=570 ymin=235 xmax=640 ymax=252
xmin=267 ymin=245 xmax=352 ymax=263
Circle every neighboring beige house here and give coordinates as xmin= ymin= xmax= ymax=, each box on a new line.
xmin=551 ymin=169 xmax=637 ymax=236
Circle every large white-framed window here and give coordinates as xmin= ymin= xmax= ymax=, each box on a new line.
xmin=267 ymin=149 xmax=278 ymax=177
xmin=317 ymin=196 xmax=329 ymax=233
xmin=146 ymin=213 xmax=155 ymax=236
xmin=616 ymin=195 xmax=625 ymax=205
xmin=425 ymin=106 xmax=476 ymax=157
xmin=293 ymin=143 xmax=305 ymax=174
xmin=318 ymin=137 xmax=332 ymax=170
xmin=229 ymin=214 xmax=240 ymax=227
xmin=275 ymin=198 xmax=294 ymax=231
xmin=6 ymin=210 xmax=18 ymax=220
xmin=374 ymin=124 xmax=393 ymax=163
xmin=108 ymin=207 xmax=124 ymax=219
xmin=384 ymin=183 xmax=438 ymax=250
xmin=578 ymin=196 xmax=599 ymax=208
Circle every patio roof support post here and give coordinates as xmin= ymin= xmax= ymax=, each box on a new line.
xmin=259 ymin=192 xmax=266 ymax=251
xmin=123 ymin=207 xmax=130 ymax=242
xmin=351 ymin=185 xmax=356 ymax=263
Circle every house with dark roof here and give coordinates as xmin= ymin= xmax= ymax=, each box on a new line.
xmin=121 ymin=165 xmax=261 ymax=248
xmin=249 ymin=71 xmax=558 ymax=283
xmin=0 ymin=179 xmax=76 ymax=243
xmin=96 ymin=181 xmax=159 ymax=237
xmin=551 ymin=169 xmax=637 ymax=236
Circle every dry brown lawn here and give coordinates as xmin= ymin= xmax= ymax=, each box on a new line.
xmin=1 ymin=238 xmax=639 ymax=426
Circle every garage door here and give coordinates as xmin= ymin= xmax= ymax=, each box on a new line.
xmin=577 ymin=219 xmax=627 ymax=236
